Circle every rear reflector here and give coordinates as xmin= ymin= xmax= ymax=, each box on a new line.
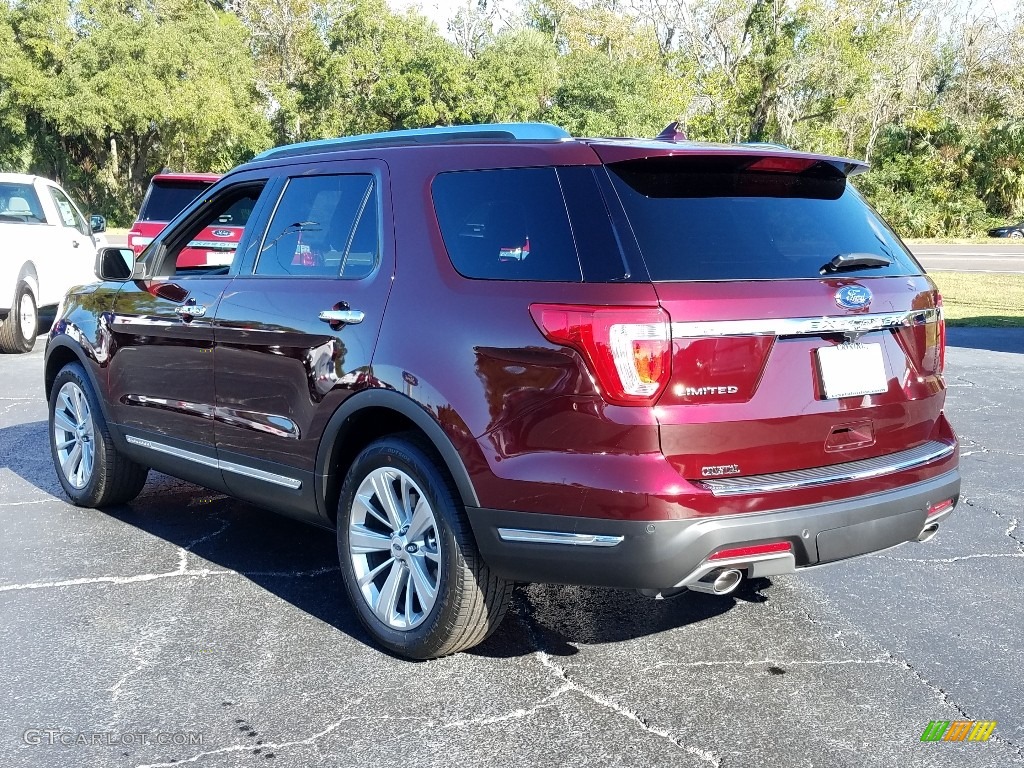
xmin=708 ymin=541 xmax=793 ymax=561
xmin=530 ymin=304 xmax=671 ymax=406
xmin=927 ymin=499 xmax=954 ymax=517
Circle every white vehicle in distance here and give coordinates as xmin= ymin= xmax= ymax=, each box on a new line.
xmin=0 ymin=173 xmax=108 ymax=353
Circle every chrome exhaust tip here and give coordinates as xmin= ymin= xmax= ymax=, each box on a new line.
xmin=918 ymin=522 xmax=939 ymax=542
xmin=687 ymin=568 xmax=743 ymax=596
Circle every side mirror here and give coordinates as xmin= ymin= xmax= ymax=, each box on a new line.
xmin=95 ymin=247 xmax=134 ymax=281
xmin=90 ymin=214 xmax=107 ymax=234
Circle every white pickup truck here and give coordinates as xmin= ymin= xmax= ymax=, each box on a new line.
xmin=0 ymin=173 xmax=107 ymax=353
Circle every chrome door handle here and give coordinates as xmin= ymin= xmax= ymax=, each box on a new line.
xmin=319 ymin=309 xmax=364 ymax=325
xmin=174 ymin=304 xmax=207 ymax=318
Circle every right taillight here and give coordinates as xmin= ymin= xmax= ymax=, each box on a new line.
xmin=936 ymin=293 xmax=946 ymax=374
xmin=530 ymin=304 xmax=672 ymax=406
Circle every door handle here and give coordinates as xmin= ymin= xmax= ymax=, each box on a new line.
xmin=319 ymin=309 xmax=364 ymax=325
xmin=174 ymin=304 xmax=207 ymax=318
xmin=72 ymin=240 xmax=80 ymax=248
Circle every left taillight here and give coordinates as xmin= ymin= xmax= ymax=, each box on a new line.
xmin=529 ymin=304 xmax=672 ymax=406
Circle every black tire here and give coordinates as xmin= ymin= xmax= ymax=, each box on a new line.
xmin=48 ymin=362 xmax=149 ymax=507
xmin=0 ymin=281 xmax=37 ymax=353
xmin=336 ymin=435 xmax=512 ymax=659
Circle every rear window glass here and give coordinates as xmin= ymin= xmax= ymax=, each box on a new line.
xmin=432 ymin=168 xmax=583 ymax=281
xmin=140 ymin=180 xmax=214 ymax=222
xmin=607 ymin=156 xmax=921 ymax=281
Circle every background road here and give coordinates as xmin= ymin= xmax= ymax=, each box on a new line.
xmin=1 ymin=332 xmax=1021 ymax=767
xmin=911 ymin=243 xmax=1024 ymax=273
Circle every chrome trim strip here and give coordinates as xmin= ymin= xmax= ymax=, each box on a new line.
xmin=696 ymin=440 xmax=955 ymax=497
xmin=125 ymin=436 xmax=302 ymax=490
xmin=188 ymin=240 xmax=237 ymax=250
xmin=219 ymin=460 xmax=302 ymax=490
xmin=125 ymin=435 xmax=219 ymax=469
xmin=497 ymin=528 xmax=624 ymax=547
xmin=671 ymin=308 xmax=939 ymax=339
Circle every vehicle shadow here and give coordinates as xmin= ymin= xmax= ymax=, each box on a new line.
xmin=0 ymin=419 xmax=763 ymax=658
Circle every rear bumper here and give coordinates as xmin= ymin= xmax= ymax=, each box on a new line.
xmin=467 ymin=469 xmax=960 ymax=590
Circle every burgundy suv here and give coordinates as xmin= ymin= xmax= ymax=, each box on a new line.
xmin=45 ymin=123 xmax=959 ymax=659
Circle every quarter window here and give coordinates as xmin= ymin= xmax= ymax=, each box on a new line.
xmin=432 ymin=168 xmax=583 ymax=282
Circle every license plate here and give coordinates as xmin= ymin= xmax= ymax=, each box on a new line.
xmin=206 ymin=250 xmax=235 ymax=266
xmin=816 ymin=342 xmax=888 ymax=399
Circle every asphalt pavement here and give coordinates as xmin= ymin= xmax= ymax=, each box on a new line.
xmin=1 ymin=336 xmax=1021 ymax=768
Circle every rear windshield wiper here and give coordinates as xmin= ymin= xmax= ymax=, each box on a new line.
xmin=821 ymin=252 xmax=892 ymax=274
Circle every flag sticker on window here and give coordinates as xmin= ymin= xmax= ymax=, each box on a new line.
xmin=920 ymin=720 xmax=997 ymax=742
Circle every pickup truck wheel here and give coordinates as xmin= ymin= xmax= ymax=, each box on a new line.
xmin=337 ymin=435 xmax=512 ymax=659
xmin=0 ymin=282 xmax=37 ymax=353
xmin=49 ymin=362 xmax=149 ymax=507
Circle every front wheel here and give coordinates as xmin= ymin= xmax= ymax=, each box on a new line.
xmin=337 ymin=435 xmax=512 ymax=659
xmin=49 ymin=362 xmax=149 ymax=507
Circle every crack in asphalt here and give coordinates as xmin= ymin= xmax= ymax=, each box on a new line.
xmin=872 ymin=552 xmax=1024 ymax=563
xmin=0 ymin=515 xmax=339 ymax=593
xmin=133 ymin=716 xmax=356 ymax=768
xmin=516 ymin=601 xmax=722 ymax=767
xmin=640 ymin=656 xmax=904 ymax=672
xmin=439 ymin=684 xmax=574 ymax=730
xmin=881 ymin=648 xmax=1024 ymax=760
xmin=0 ymin=564 xmax=341 ymax=593
xmin=0 ymin=497 xmax=53 ymax=507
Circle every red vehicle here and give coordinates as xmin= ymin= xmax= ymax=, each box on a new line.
xmin=129 ymin=172 xmax=244 ymax=267
xmin=47 ymin=123 xmax=959 ymax=659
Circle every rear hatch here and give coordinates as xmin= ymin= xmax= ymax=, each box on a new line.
xmin=593 ymin=147 xmax=949 ymax=489
xmin=129 ymin=174 xmax=219 ymax=256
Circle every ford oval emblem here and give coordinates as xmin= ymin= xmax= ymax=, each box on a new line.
xmin=835 ymin=285 xmax=872 ymax=310
xmin=212 ymin=229 xmax=232 ymax=238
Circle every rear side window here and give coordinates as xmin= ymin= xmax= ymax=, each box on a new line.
xmin=140 ymin=181 xmax=213 ymax=222
xmin=432 ymin=168 xmax=583 ymax=281
xmin=607 ymin=156 xmax=921 ymax=281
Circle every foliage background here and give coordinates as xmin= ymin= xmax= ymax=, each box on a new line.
xmin=1 ymin=0 xmax=1021 ymax=233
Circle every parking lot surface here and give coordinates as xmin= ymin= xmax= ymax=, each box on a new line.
xmin=1 ymin=332 xmax=1021 ymax=768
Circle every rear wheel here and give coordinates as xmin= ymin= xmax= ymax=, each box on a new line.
xmin=0 ymin=282 xmax=37 ymax=353
xmin=1010 ymin=230 xmax=1024 ymax=238
xmin=337 ymin=435 xmax=512 ymax=659
xmin=49 ymin=362 xmax=149 ymax=507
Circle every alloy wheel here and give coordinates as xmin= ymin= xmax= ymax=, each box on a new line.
xmin=347 ymin=467 xmax=441 ymax=630
xmin=52 ymin=382 xmax=96 ymax=489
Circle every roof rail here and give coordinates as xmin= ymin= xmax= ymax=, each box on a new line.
xmin=254 ymin=123 xmax=572 ymax=161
